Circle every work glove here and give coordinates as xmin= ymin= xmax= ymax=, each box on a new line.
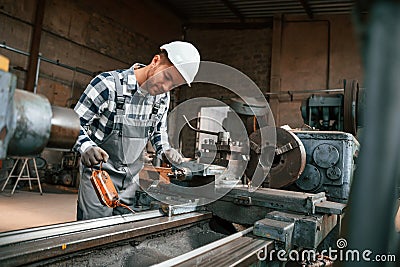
xmin=163 ymin=148 xmax=183 ymax=165
xmin=81 ymin=146 xmax=109 ymax=167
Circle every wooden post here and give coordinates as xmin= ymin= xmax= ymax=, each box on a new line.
xmin=24 ymin=0 xmax=46 ymax=92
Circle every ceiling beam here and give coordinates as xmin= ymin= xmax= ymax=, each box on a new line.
xmin=220 ymin=0 xmax=245 ymax=22
xmin=154 ymin=0 xmax=188 ymax=22
xmin=184 ymin=20 xmax=273 ymax=30
xmin=298 ymin=0 xmax=314 ymax=19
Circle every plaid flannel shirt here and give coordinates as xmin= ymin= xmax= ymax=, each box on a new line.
xmin=74 ymin=64 xmax=170 ymax=156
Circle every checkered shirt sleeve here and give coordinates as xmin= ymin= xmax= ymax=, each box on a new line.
xmin=73 ymin=72 xmax=115 ymax=154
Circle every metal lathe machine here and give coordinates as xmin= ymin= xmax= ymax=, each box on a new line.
xmin=0 ymin=66 xmax=360 ymax=266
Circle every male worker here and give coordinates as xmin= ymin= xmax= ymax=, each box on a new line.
xmin=74 ymin=41 xmax=200 ymax=220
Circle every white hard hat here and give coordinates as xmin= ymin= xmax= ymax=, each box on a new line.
xmin=160 ymin=41 xmax=200 ymax=87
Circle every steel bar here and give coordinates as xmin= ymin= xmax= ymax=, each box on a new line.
xmin=0 ymin=210 xmax=163 ymax=246
xmin=0 ymin=211 xmax=212 ymax=267
xmin=177 ymin=236 xmax=273 ymax=267
xmin=153 ymin=227 xmax=266 ymax=267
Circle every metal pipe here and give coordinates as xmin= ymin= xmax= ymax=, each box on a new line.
xmin=0 ymin=43 xmax=95 ymax=77
xmin=33 ymin=54 xmax=41 ymax=94
xmin=0 ymin=43 xmax=29 ymax=56
xmin=46 ymin=106 xmax=80 ymax=150
xmin=40 ymin=56 xmax=94 ymax=76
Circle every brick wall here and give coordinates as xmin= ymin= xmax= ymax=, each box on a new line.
xmin=0 ymin=0 xmax=181 ymax=106
xmin=183 ymin=28 xmax=272 ymax=98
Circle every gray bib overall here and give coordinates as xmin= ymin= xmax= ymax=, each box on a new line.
xmin=77 ymin=71 xmax=162 ymax=220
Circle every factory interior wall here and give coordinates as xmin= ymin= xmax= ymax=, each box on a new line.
xmin=0 ymin=0 xmax=182 ymax=107
xmin=269 ymin=14 xmax=363 ymax=127
xmin=177 ymin=14 xmax=363 ymax=156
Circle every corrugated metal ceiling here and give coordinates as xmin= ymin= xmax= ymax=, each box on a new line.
xmin=160 ymin=0 xmax=356 ymax=21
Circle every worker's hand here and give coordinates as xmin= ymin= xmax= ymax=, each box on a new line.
xmin=163 ymin=148 xmax=183 ymax=165
xmin=81 ymin=146 xmax=109 ymax=167
xmin=144 ymin=152 xmax=155 ymax=164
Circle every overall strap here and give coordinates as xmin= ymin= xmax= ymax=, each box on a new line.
xmin=111 ymin=71 xmax=125 ymax=133
xmin=111 ymin=71 xmax=125 ymax=115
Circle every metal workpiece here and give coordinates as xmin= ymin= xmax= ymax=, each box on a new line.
xmin=293 ymin=130 xmax=360 ymax=203
xmin=0 ymin=73 xmax=80 ymax=158
xmin=247 ymin=127 xmax=306 ymax=189
xmin=160 ymin=201 xmax=203 ymax=216
xmin=200 ymin=143 xmax=247 ymax=156
xmin=6 ymin=89 xmax=52 ymax=157
xmin=46 ymin=105 xmax=80 ymax=149
xmin=172 ymin=161 xmax=226 ymax=178
xmin=198 ymin=139 xmax=248 ymax=163
xmin=183 ymin=113 xmax=249 ymax=166
xmin=217 ymin=131 xmax=230 ymax=145
xmin=265 ymin=211 xmax=338 ymax=249
xmin=0 ymin=211 xmax=212 ymax=267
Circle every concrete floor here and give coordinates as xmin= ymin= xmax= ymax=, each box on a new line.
xmin=0 ymin=185 xmax=77 ymax=232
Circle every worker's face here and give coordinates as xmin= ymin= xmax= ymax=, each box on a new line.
xmin=142 ymin=55 xmax=186 ymax=96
